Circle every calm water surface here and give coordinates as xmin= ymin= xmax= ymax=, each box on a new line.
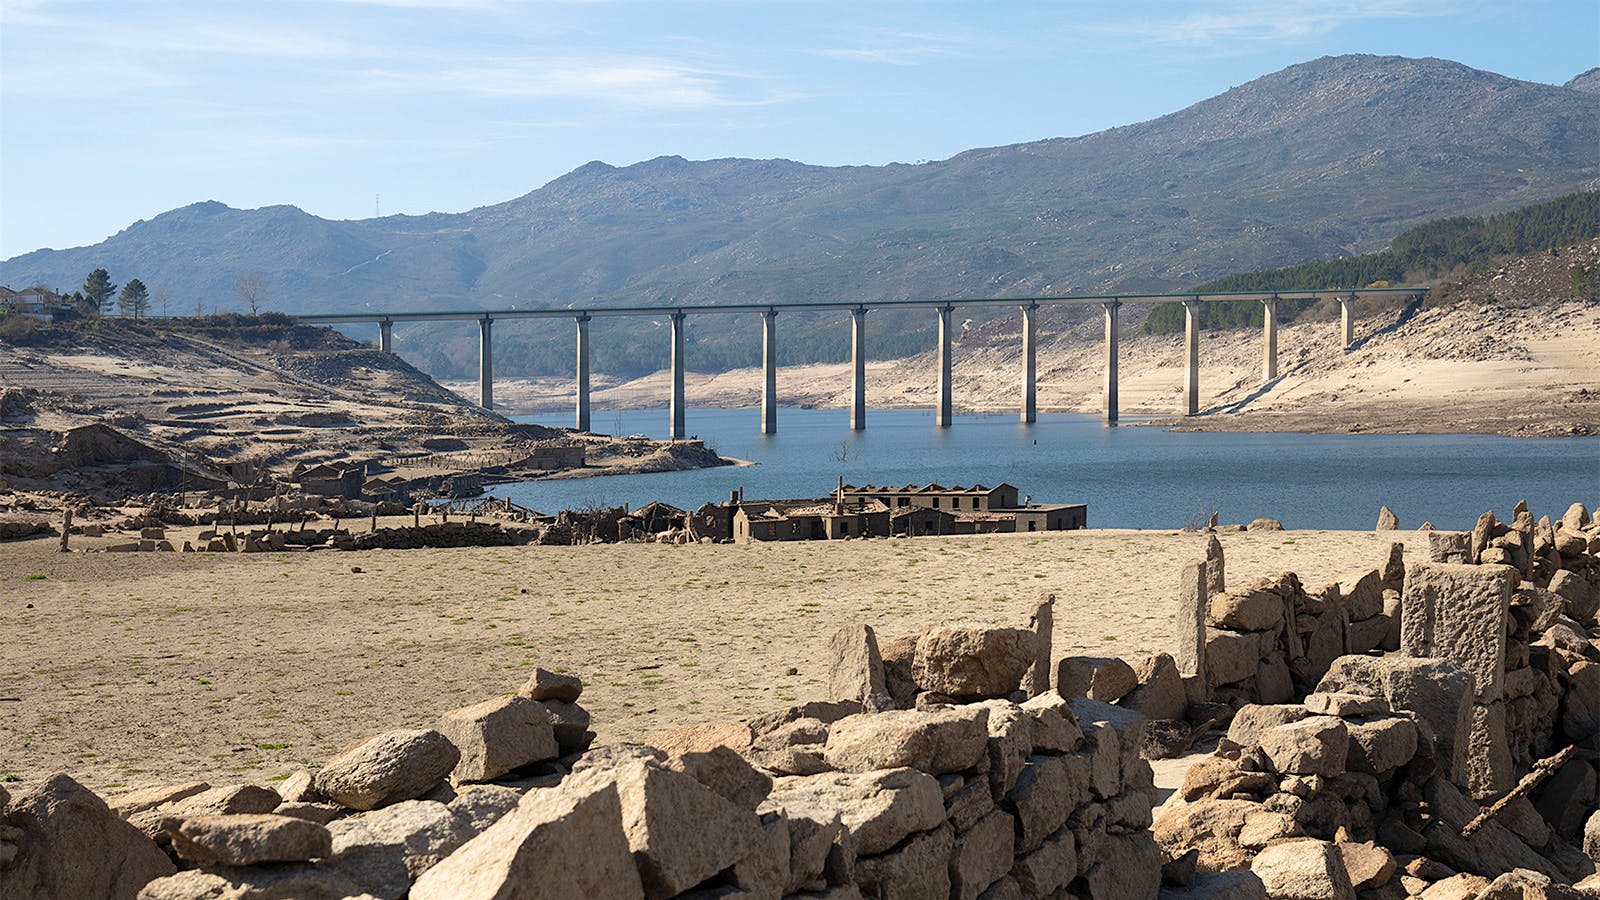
xmin=491 ymin=407 xmax=1599 ymax=531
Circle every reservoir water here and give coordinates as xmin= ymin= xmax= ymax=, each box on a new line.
xmin=493 ymin=408 xmax=1599 ymax=531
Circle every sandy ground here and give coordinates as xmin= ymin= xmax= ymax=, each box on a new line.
xmin=0 ymin=525 xmax=1422 ymax=794
xmin=473 ymin=300 xmax=1600 ymax=437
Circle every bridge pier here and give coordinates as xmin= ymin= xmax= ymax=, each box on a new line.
xmin=761 ymin=309 xmax=778 ymax=434
xmin=1182 ymin=298 xmax=1200 ymax=416
xmin=1103 ymin=300 xmax=1120 ymax=424
xmin=850 ymin=307 xmax=867 ymax=430
xmin=669 ymin=311 xmax=686 ymax=440
xmin=478 ymin=315 xmax=493 ymax=410
xmin=379 ymin=319 xmax=392 ymax=354
xmin=936 ymin=304 xmax=953 ymax=427
xmin=1340 ymin=294 xmax=1355 ymax=348
xmin=1020 ymin=303 xmax=1037 ymax=424
xmin=575 ymin=314 xmax=591 ymax=432
xmin=1262 ymin=295 xmax=1278 ymax=382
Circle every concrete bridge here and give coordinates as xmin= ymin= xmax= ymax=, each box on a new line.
xmin=297 ymin=287 xmax=1423 ymax=439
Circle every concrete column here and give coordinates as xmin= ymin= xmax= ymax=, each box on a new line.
xmin=669 ymin=310 xmax=686 ymax=440
xmin=1020 ymin=303 xmax=1037 ymax=424
xmin=761 ymin=309 xmax=778 ymax=434
xmin=574 ymin=314 xmax=591 ymax=433
xmin=1262 ymin=296 xmax=1279 ymax=382
xmin=378 ymin=319 xmax=392 ymax=354
xmin=1103 ymin=300 xmax=1120 ymax=424
xmin=478 ymin=315 xmax=493 ymax=410
xmin=1182 ymin=298 xmax=1200 ymax=417
xmin=1340 ymin=294 xmax=1355 ymax=348
xmin=850 ymin=306 xmax=867 ymax=431
xmin=936 ymin=304 xmax=953 ymax=428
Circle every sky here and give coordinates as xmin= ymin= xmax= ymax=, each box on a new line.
xmin=1 ymin=0 xmax=1596 ymax=259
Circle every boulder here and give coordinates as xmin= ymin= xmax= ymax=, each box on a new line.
xmin=437 ymin=695 xmax=558 ymax=783
xmin=1007 ymin=754 xmax=1093 ymax=854
xmin=446 ymin=785 xmax=524 ymax=833
xmin=1019 ymin=594 xmax=1054 ymax=697
xmin=1247 ymin=518 xmax=1284 ymax=531
xmin=1316 ymin=656 xmax=1473 ymax=786
xmin=1380 ymin=542 xmax=1405 ymax=593
xmin=854 ymin=822 xmax=953 ymax=900
xmin=1206 ymin=535 xmax=1227 ymax=596
xmin=130 ymin=783 xmax=282 ymax=839
xmin=978 ymin=701 xmax=1032 ymax=798
xmin=1056 ymin=656 xmax=1137 ymax=703
xmin=1549 ymin=569 xmax=1598 ymax=622
xmin=1345 ymin=715 xmax=1419 ymax=775
xmin=1179 ymin=558 xmax=1209 ymax=679
xmin=1250 ymin=839 xmax=1356 ymax=900
xmin=822 ymin=706 xmax=989 ymax=775
xmin=663 ymin=745 xmax=773 ymax=810
xmin=1335 ymin=841 xmax=1396 ymax=890
xmin=912 ymin=626 xmax=1038 ymax=698
xmin=950 ymin=810 xmax=1014 ymax=900
xmin=729 ymin=809 xmax=790 ymax=898
xmin=1401 ymin=563 xmax=1515 ymax=704
xmin=1204 ymin=628 xmax=1266 ymax=688
xmin=533 ymin=700 xmax=593 ymax=756
xmin=1226 ymin=704 xmax=1309 ymax=747
xmin=827 ymin=624 xmax=892 ymax=711
xmin=1337 ymin=569 xmax=1385 ymax=621
xmin=1377 ymin=506 xmax=1400 ymax=531
xmin=136 ymin=867 xmax=360 ymax=900
xmin=1208 ymin=589 xmax=1284 ymax=633
xmin=1426 ymin=531 xmax=1472 ymax=564
xmin=1152 ymin=798 xmax=1260 ymax=872
xmin=763 ymin=768 xmax=943 ymax=856
xmin=1010 ymin=823 xmax=1076 ymax=897
xmin=0 ymin=773 xmax=175 ymax=900
xmin=517 ymin=667 xmax=583 ymax=703
xmin=1303 ymin=692 xmax=1386 ymax=717
xmin=1018 ymin=691 xmax=1084 ymax=753
xmin=313 ymin=729 xmax=460 ymax=811
xmin=166 ymin=813 xmax=332 ymax=866
xmin=1258 ymin=717 xmax=1348 ymax=777
xmin=410 ymin=768 xmax=644 ymax=900
xmin=610 ymin=758 xmax=761 ymax=899
xmin=1587 ymin=809 xmax=1600 ymax=866
xmin=1561 ymin=502 xmax=1591 ymax=532
xmin=106 ymin=782 xmax=210 ymax=819
xmin=1121 ymin=653 xmax=1188 ymax=722
xmin=323 ymin=799 xmax=474 ymax=897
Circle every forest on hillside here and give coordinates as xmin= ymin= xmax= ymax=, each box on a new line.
xmin=1143 ymin=191 xmax=1600 ymax=334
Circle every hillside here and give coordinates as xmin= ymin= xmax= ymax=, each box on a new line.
xmin=484 ymin=240 xmax=1600 ymax=437
xmin=3 ymin=54 xmax=1597 ymax=382
xmin=0 ymin=317 xmax=725 ymax=501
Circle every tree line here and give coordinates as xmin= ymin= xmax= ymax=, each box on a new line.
xmin=1143 ymin=190 xmax=1600 ymax=334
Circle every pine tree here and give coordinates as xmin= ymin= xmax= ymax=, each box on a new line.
xmin=119 ymin=279 xmax=150 ymax=318
xmin=82 ymin=268 xmax=117 ymax=315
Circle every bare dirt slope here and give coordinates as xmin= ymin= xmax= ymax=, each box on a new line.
xmin=0 ymin=525 xmax=1412 ymax=792
xmin=487 ymin=242 xmax=1600 ymax=437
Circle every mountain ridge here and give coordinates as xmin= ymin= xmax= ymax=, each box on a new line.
xmin=4 ymin=53 xmax=1596 ymax=378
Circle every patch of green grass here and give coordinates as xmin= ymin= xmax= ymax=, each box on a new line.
xmin=256 ymin=742 xmax=291 ymax=750
xmin=25 ymin=573 xmax=46 ymax=580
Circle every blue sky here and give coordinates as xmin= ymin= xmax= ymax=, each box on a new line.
xmin=2 ymin=0 xmax=1596 ymax=259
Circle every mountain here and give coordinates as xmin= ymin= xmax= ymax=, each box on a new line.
xmin=4 ymin=54 xmax=1597 ymax=379
xmin=1566 ymin=67 xmax=1600 ymax=93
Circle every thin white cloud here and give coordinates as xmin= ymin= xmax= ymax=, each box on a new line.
xmin=812 ymin=28 xmax=971 ymax=66
xmin=358 ymin=56 xmax=770 ymax=108
xmin=1082 ymin=0 xmax=1444 ymax=49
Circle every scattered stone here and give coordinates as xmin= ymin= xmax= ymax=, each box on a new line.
xmin=1227 ymin=704 xmax=1309 ymax=747
xmin=1258 ymin=717 xmax=1349 ymax=777
xmin=663 ymin=745 xmax=773 ymax=810
xmin=827 ymin=624 xmax=892 ymax=711
xmin=166 ymin=813 xmax=332 ymax=866
xmin=1151 ymin=798 xmax=1259 ymax=871
xmin=1345 ymin=715 xmax=1419 ymax=775
xmin=764 ymin=768 xmax=944 ymax=857
xmin=823 ymin=706 xmax=989 ymax=776
xmin=912 ymin=627 xmax=1038 ymax=699
xmin=1316 ymin=656 xmax=1474 ymax=786
xmin=313 ymin=729 xmax=461 ymax=811
xmin=1121 ymin=652 xmax=1187 ymax=721
xmin=518 ymin=667 xmax=583 ymax=703
xmin=1208 ymin=588 xmax=1284 ymax=632
xmin=445 ymin=785 xmax=523 ymax=833
xmin=1251 ymin=839 xmax=1356 ymax=900
xmin=410 ymin=768 xmax=644 ymax=900
xmin=106 ymin=781 xmax=211 ymax=819
xmin=323 ymin=799 xmax=474 ymax=897
xmin=1335 ymin=840 xmax=1396 ymax=890
xmin=1055 ymin=656 xmax=1137 ymax=703
xmin=611 ymin=757 xmax=760 ymax=899
xmin=1303 ymin=692 xmax=1386 ymax=717
xmin=1377 ymin=506 xmax=1399 ymax=531
xmin=437 ymin=695 xmax=558 ymax=783
xmin=1247 ymin=518 xmax=1284 ymax=532
xmin=0 ymin=773 xmax=175 ymax=899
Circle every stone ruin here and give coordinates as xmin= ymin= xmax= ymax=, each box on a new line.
xmin=1 ymin=501 xmax=1597 ymax=900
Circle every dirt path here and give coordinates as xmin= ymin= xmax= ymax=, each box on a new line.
xmin=0 ymin=526 xmax=1417 ymax=793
